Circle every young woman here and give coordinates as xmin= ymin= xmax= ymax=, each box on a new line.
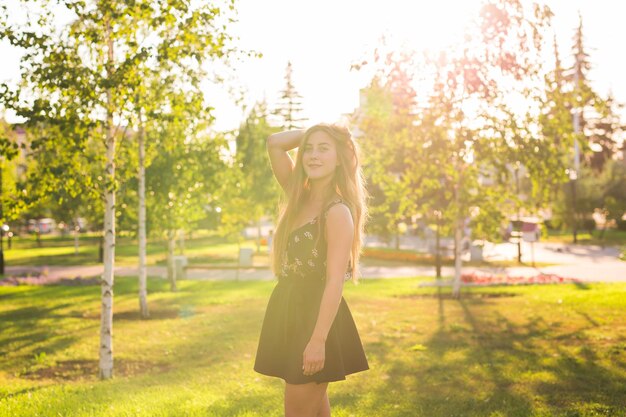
xmin=254 ymin=124 xmax=369 ymax=417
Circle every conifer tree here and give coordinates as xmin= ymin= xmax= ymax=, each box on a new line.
xmin=272 ymin=61 xmax=307 ymax=129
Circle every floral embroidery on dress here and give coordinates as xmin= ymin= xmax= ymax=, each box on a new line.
xmin=277 ymin=198 xmax=352 ymax=282
xmin=278 ymin=255 xmax=291 ymax=279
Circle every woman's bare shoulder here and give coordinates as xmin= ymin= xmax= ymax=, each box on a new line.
xmin=325 ymin=202 xmax=354 ymax=233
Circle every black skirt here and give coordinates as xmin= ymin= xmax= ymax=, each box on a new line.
xmin=254 ymin=276 xmax=369 ymax=384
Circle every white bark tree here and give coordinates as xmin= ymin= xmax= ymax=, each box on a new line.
xmin=99 ymin=19 xmax=116 ymax=379
xmin=1 ymin=0 xmax=247 ymax=378
xmin=137 ymin=111 xmax=149 ymax=318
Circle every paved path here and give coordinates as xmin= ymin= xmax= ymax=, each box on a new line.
xmin=475 ymin=241 xmax=626 ymax=282
xmin=4 ymin=241 xmax=625 ymax=283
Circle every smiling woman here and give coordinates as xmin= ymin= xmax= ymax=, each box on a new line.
xmin=254 ymin=124 xmax=369 ymax=416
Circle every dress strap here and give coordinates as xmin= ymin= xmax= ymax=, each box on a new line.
xmin=322 ymin=198 xmax=345 ymax=219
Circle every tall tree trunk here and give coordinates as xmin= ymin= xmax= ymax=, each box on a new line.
xmin=452 ymin=177 xmax=462 ymax=299
xmin=599 ymin=224 xmax=606 ymax=244
xmin=435 ymin=214 xmax=441 ymax=279
xmin=167 ymin=230 xmax=177 ymax=292
xmin=73 ymin=224 xmax=79 ymax=255
xmin=179 ymin=229 xmax=185 ymax=255
xmin=138 ymin=115 xmax=149 ymax=319
xmin=452 ymin=221 xmax=463 ymax=298
xmin=0 ymin=159 xmax=4 ymax=276
xmin=256 ymin=217 xmax=262 ymax=254
xmin=99 ymin=18 xmax=115 ymax=380
xmin=235 ymin=237 xmax=241 ymax=281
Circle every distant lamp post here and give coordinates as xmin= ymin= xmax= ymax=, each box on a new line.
xmin=571 ymin=54 xmax=581 ymax=244
xmin=568 ymin=167 xmax=578 ymax=244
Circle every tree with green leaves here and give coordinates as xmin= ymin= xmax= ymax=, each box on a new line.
xmin=235 ymin=101 xmax=281 ymax=253
xmin=144 ymin=92 xmax=229 ymax=292
xmin=1 ymin=0 xmax=243 ymax=379
xmin=586 ymin=93 xmax=624 ymax=172
xmin=540 ymin=15 xmax=624 ymax=241
xmin=424 ymin=1 xmax=557 ymax=296
xmin=0 ymin=119 xmax=22 ymax=274
xmin=1 ymin=2 xmax=130 ymax=378
xmin=354 ymin=0 xmax=554 ymax=297
xmin=351 ymin=47 xmax=420 ymax=250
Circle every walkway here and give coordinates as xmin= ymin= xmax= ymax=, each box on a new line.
xmin=4 ymin=241 xmax=625 ymax=284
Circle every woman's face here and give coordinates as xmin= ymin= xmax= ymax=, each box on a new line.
xmin=302 ymin=131 xmax=339 ymax=180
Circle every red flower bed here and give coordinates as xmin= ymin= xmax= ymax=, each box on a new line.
xmin=0 ymin=275 xmax=99 ymax=286
xmin=460 ymin=272 xmax=581 ymax=285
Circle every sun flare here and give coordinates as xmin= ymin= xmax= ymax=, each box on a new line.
xmin=377 ymin=1 xmax=484 ymax=53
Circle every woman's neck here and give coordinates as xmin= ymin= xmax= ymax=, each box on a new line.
xmin=307 ymin=191 xmax=340 ymax=207
xmin=307 ymin=176 xmax=334 ymax=203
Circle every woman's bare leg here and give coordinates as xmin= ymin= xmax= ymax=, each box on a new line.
xmin=285 ymin=381 xmax=329 ymax=417
xmin=316 ymin=391 xmax=330 ymax=417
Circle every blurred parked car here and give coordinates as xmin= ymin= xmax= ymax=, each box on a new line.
xmin=27 ymin=218 xmax=57 ymax=234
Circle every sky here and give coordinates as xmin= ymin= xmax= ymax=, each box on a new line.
xmin=1 ymin=0 xmax=625 ymax=132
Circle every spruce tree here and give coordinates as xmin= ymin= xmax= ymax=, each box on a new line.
xmin=272 ymin=61 xmax=307 ymax=130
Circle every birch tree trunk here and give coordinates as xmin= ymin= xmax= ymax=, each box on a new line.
xmin=138 ymin=116 xmax=149 ymax=318
xmin=99 ymin=18 xmax=115 ymax=380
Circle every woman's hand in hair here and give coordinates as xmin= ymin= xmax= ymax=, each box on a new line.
xmin=266 ymin=129 xmax=304 ymax=193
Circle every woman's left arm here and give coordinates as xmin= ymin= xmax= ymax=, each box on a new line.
xmin=302 ymin=204 xmax=354 ymax=376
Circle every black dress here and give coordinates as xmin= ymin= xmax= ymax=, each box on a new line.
xmin=254 ymin=198 xmax=369 ymax=384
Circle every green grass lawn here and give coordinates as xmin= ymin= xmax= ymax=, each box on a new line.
xmin=544 ymin=229 xmax=626 ymax=246
xmin=4 ymin=233 xmax=266 ymax=267
xmin=1 ymin=277 xmax=625 ymax=416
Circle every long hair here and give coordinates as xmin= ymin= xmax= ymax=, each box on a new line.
xmin=270 ymin=123 xmax=369 ymax=283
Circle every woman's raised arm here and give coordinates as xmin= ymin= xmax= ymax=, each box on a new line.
xmin=266 ymin=129 xmax=305 ymax=193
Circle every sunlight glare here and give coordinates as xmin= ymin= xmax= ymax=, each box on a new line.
xmin=379 ymin=0 xmax=484 ymax=54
